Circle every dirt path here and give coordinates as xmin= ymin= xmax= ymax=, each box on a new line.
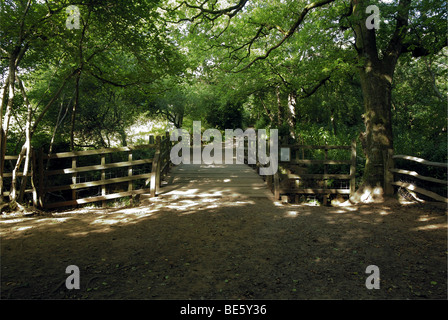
xmin=1 ymin=152 xmax=447 ymax=300
xmin=1 ymin=192 xmax=446 ymax=300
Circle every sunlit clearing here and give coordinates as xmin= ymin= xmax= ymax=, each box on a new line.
xmin=379 ymin=210 xmax=389 ymax=215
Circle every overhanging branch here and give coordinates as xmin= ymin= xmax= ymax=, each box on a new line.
xmin=233 ymin=0 xmax=335 ymax=72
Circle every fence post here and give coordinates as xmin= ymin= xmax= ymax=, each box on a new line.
xmin=163 ymin=131 xmax=170 ymax=175
xmin=322 ymin=146 xmax=328 ymax=205
xmin=128 ymin=151 xmax=133 ymax=199
xmin=101 ymin=154 xmax=106 ymax=208
xmin=71 ymin=156 xmax=77 ymax=205
xmin=350 ymin=139 xmax=356 ymax=196
xmin=384 ymin=148 xmax=394 ymax=196
xmin=274 ymin=171 xmax=280 ymax=200
xmin=150 ymin=136 xmax=161 ymax=197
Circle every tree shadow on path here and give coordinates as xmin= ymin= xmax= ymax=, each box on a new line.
xmin=1 ymin=196 xmax=446 ymax=299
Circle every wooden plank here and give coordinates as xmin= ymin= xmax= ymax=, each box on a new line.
xmin=3 ymin=189 xmax=33 ymax=196
xmin=286 ymin=173 xmax=352 ymax=180
xmin=161 ymin=159 xmax=169 ymax=175
xmin=280 ymin=188 xmax=351 ymax=194
xmin=150 ymin=136 xmax=161 ymax=197
xmin=128 ymin=152 xmax=133 ymax=193
xmin=71 ymin=157 xmax=77 ymax=202
xmin=45 ymin=172 xmax=153 ymax=192
xmin=390 ymin=168 xmax=447 ymax=185
xmin=393 ymin=155 xmax=448 ymax=168
xmin=3 ymin=172 xmax=33 ymax=178
xmin=101 ymin=154 xmax=106 ymax=208
xmin=44 ymin=143 xmax=156 ymax=159
xmin=44 ymin=188 xmax=153 ymax=209
xmin=392 ymin=181 xmax=448 ymax=203
xmin=45 ymin=158 xmax=153 ymax=176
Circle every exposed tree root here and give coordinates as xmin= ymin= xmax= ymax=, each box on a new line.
xmin=349 ymin=183 xmax=385 ymax=204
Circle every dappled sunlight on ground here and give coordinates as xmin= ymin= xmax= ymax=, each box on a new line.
xmin=412 ymin=223 xmax=447 ymax=231
xmin=0 ymin=195 xmax=258 ymax=240
xmin=1 ymin=197 xmax=445 ymax=241
xmin=276 ymin=199 xmax=447 ymax=235
xmin=1 ymin=195 xmax=446 ymax=299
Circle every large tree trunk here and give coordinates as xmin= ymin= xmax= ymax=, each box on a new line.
xmin=0 ymin=54 xmax=18 ymax=204
xmin=350 ymin=0 xmax=407 ymax=202
xmin=358 ymin=63 xmax=394 ymax=190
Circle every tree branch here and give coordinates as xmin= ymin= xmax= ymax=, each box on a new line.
xmin=234 ymin=0 xmax=335 ymax=72
xmin=383 ymin=0 xmax=411 ymax=66
xmin=299 ymin=75 xmax=331 ymax=99
xmin=179 ymin=0 xmax=248 ymax=17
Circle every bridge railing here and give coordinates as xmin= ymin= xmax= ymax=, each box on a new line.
xmin=240 ymin=135 xmax=356 ymax=203
xmin=2 ymin=133 xmax=172 ymax=209
xmin=387 ymin=151 xmax=447 ymax=203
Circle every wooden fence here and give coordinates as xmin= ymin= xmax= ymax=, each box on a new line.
xmin=4 ymin=131 xmax=446 ymax=207
xmin=387 ymin=152 xmax=448 ymax=203
xmin=242 ymin=136 xmax=356 ymax=203
xmin=2 ymin=133 xmax=172 ymax=209
xmin=272 ymin=140 xmax=356 ymax=202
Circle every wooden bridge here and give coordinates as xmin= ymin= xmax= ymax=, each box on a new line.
xmin=2 ymin=131 xmax=446 ymax=209
xmin=157 ymin=148 xmax=274 ymax=200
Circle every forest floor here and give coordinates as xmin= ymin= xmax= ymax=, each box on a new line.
xmin=1 ymin=195 xmax=447 ymax=300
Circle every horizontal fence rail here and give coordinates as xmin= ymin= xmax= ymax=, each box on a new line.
xmin=2 ymin=133 xmax=172 ymax=209
xmin=273 ymin=140 xmax=356 ymax=202
xmin=388 ymin=153 xmax=448 ymax=203
xmin=241 ymin=135 xmax=356 ymax=203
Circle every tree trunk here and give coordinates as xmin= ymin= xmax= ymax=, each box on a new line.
xmin=286 ymin=91 xmax=297 ymax=140
xmin=0 ymin=55 xmax=18 ymax=203
xmin=276 ymin=86 xmax=282 ymax=127
xmin=358 ymin=63 xmax=394 ymax=190
xmin=350 ymin=0 xmax=406 ymax=202
xmin=17 ymin=77 xmax=33 ymax=203
xmin=70 ymin=71 xmax=81 ymax=151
